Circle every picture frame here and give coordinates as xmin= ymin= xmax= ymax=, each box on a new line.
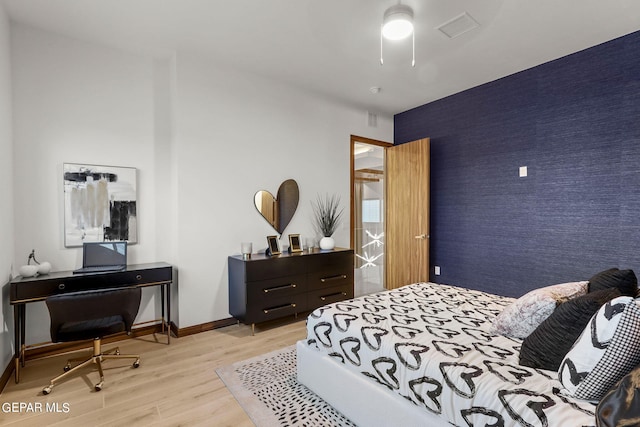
xmin=63 ymin=163 xmax=138 ymax=247
xmin=266 ymin=235 xmax=281 ymax=256
xmin=288 ymin=234 xmax=302 ymax=253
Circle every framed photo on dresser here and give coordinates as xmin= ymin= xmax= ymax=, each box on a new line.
xmin=266 ymin=235 xmax=281 ymax=256
xmin=288 ymin=234 xmax=302 ymax=253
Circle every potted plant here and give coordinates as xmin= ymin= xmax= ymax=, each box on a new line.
xmin=312 ymin=193 xmax=344 ymax=250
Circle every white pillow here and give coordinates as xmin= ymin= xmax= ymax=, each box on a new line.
xmin=558 ymin=297 xmax=640 ymax=400
xmin=490 ymin=281 xmax=588 ymax=338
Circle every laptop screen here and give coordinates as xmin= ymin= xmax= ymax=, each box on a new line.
xmin=83 ymin=241 xmax=127 ymax=267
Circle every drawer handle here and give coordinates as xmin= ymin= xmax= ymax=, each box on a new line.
xmin=320 ymin=292 xmax=347 ymax=301
xmin=58 ymin=283 xmax=66 ymax=290
xmin=263 ymin=303 xmax=296 ymax=314
xmin=320 ymin=274 xmax=347 ymax=283
xmin=264 ymin=283 xmax=297 ymax=293
xmin=136 ymin=274 xmax=142 ymax=280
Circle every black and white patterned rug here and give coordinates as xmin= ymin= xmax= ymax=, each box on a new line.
xmin=216 ymin=345 xmax=356 ymax=427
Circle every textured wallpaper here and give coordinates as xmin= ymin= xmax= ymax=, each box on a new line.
xmin=394 ymin=30 xmax=640 ymax=297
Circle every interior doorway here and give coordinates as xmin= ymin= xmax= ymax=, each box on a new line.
xmin=350 ymin=135 xmax=392 ymax=296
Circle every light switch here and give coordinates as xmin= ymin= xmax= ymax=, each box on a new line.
xmin=519 ymin=166 xmax=527 ymax=177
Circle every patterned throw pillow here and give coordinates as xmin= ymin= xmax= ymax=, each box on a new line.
xmin=490 ymin=281 xmax=588 ymax=339
xmin=519 ymin=287 xmax=622 ymax=371
xmin=558 ymin=297 xmax=640 ymax=400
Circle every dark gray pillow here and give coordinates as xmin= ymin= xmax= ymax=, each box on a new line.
xmin=519 ymin=287 xmax=622 ymax=371
xmin=588 ymin=268 xmax=638 ymax=296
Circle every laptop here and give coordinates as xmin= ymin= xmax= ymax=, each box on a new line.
xmin=73 ymin=241 xmax=128 ymax=274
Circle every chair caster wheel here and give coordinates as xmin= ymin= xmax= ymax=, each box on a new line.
xmin=133 ymin=359 xmax=140 ymax=368
xmin=42 ymin=386 xmax=52 ymax=395
xmin=95 ymin=381 xmax=103 ymax=391
xmin=63 ymin=365 xmax=71 ymax=372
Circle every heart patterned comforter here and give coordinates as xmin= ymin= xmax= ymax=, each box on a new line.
xmin=305 ymin=282 xmax=596 ymax=427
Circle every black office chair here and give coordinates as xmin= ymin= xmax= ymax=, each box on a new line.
xmin=42 ymin=287 xmax=142 ymax=395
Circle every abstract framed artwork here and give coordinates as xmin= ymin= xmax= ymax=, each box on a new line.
xmin=63 ymin=163 xmax=138 ymax=247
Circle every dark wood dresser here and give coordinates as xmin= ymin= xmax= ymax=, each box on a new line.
xmin=228 ymin=248 xmax=354 ymax=333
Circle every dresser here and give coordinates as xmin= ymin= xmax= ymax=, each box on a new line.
xmin=228 ymin=248 xmax=354 ymax=333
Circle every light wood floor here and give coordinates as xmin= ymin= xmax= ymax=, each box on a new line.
xmin=0 ymin=319 xmax=308 ymax=426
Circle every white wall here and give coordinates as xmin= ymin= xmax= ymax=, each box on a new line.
xmin=0 ymin=3 xmax=15 ymax=376
xmin=173 ymin=53 xmax=392 ymax=327
xmin=10 ymin=24 xmax=170 ymax=344
xmin=7 ymin=23 xmax=393 ymax=345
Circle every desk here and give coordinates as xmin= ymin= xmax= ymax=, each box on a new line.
xmin=10 ymin=262 xmax=173 ymax=383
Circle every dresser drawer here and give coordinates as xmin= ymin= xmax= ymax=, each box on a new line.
xmin=247 ymin=292 xmax=307 ymax=323
xmin=306 ymin=250 xmax=353 ymax=272
xmin=246 ymin=274 xmax=307 ymax=301
xmin=307 ymin=283 xmax=354 ymax=311
xmin=245 ymin=256 xmax=306 ymax=281
xmin=308 ymin=268 xmax=353 ymax=291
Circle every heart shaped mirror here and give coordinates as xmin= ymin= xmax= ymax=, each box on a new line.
xmin=254 ymin=179 xmax=299 ymax=235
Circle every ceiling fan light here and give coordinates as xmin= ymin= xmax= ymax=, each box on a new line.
xmin=382 ymin=5 xmax=414 ymax=40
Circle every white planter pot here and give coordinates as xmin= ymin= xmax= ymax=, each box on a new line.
xmin=319 ymin=236 xmax=335 ymax=250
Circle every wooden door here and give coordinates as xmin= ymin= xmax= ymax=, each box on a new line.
xmin=385 ymin=138 xmax=430 ymax=289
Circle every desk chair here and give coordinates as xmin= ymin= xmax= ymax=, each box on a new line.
xmin=42 ymin=287 xmax=141 ymax=395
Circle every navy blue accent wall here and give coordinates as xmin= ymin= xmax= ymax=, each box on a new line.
xmin=394 ymin=31 xmax=640 ymax=298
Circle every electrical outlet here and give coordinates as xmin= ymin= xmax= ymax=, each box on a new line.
xmin=434 ymin=266 xmax=441 ymax=275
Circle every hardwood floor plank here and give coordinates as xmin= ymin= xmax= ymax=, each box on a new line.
xmin=1 ymin=319 xmax=307 ymax=426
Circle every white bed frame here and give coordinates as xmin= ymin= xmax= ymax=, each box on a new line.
xmin=296 ymin=340 xmax=450 ymax=427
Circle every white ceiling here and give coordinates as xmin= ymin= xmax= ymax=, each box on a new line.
xmin=2 ymin=0 xmax=640 ymax=115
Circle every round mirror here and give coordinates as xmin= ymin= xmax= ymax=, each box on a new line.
xmin=254 ymin=179 xmax=299 ymax=234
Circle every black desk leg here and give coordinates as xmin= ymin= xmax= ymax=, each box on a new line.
xmin=160 ymin=285 xmax=165 ymax=334
xmin=159 ymin=284 xmax=170 ymax=344
xmin=20 ymin=304 xmax=25 ymax=367
xmin=13 ymin=304 xmax=24 ymax=383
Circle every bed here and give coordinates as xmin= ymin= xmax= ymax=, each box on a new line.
xmin=296 ymin=282 xmax=598 ymax=427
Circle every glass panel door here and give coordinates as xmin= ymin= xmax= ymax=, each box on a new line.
xmin=352 ymin=139 xmax=387 ymax=296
